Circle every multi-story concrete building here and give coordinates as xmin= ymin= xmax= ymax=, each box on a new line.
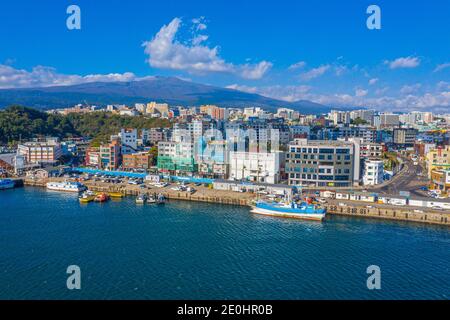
xmin=100 ymin=140 xmax=121 ymax=170
xmin=360 ymin=142 xmax=384 ymax=159
xmin=118 ymin=128 xmax=138 ymax=154
xmin=199 ymin=105 xmax=227 ymax=120
xmin=286 ymin=139 xmax=360 ymax=187
xmin=426 ymin=146 xmax=450 ymax=178
xmin=157 ymin=141 xmax=196 ymax=175
xmin=430 ymin=169 xmax=450 ymax=193
xmin=229 ymin=151 xmax=282 ymax=184
xmin=393 ymin=128 xmax=418 ymax=147
xmin=141 ymin=128 xmax=167 ymax=145
xmin=17 ymin=138 xmax=62 ymax=165
xmin=380 ymin=113 xmax=400 ymax=128
xmin=85 ymin=146 xmax=100 ymax=167
xmin=122 ymin=152 xmax=153 ymax=170
xmin=145 ymin=102 xmax=169 ymax=117
xmin=363 ymin=160 xmax=384 ymax=185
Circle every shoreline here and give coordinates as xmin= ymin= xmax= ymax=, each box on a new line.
xmin=20 ymin=177 xmax=450 ymax=227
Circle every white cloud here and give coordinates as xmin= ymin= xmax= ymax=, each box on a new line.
xmin=368 ymin=78 xmax=379 ymax=85
xmin=434 ymin=62 xmax=450 ymax=72
xmin=400 ymin=83 xmax=421 ymax=95
xmin=0 ymin=64 xmax=139 ymax=89
xmin=227 ymin=81 xmax=450 ymax=112
xmin=288 ymin=61 xmax=306 ymax=70
xmin=226 ymin=84 xmax=312 ymax=102
xmin=299 ymin=65 xmax=330 ymax=81
xmin=375 ymin=87 xmax=389 ymax=96
xmin=192 ymin=17 xmax=207 ymax=31
xmin=355 ymin=88 xmax=368 ymax=97
xmin=385 ymin=56 xmax=421 ymax=69
xmin=142 ymin=18 xmax=272 ymax=79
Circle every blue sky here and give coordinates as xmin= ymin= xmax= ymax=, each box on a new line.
xmin=0 ymin=0 xmax=449 ymax=111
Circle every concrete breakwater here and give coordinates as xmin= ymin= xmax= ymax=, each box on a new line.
xmin=324 ymin=203 xmax=449 ymax=226
xmin=22 ymin=178 xmax=450 ymax=226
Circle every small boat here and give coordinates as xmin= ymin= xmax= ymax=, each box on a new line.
xmin=136 ymin=194 xmax=147 ymax=204
xmin=156 ymin=193 xmax=165 ymax=205
xmin=251 ymin=200 xmax=326 ymax=221
xmin=147 ymin=195 xmax=156 ymax=204
xmin=94 ymin=192 xmax=109 ymax=203
xmin=46 ymin=181 xmax=86 ymax=193
xmin=79 ymin=191 xmax=95 ymax=203
xmin=0 ymin=179 xmax=15 ymax=190
xmin=108 ymin=192 xmax=125 ymax=198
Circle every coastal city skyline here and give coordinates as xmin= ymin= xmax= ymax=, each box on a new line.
xmin=1 ymin=0 xmax=449 ymax=305
xmin=0 ymin=0 xmax=450 ymax=112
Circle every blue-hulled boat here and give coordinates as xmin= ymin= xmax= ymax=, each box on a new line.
xmin=0 ymin=179 xmax=15 ymax=190
xmin=251 ymin=200 xmax=326 ymax=221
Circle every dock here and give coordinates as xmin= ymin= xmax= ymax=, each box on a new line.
xmin=22 ymin=177 xmax=450 ymax=226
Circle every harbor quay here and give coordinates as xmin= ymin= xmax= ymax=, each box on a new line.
xmin=21 ymin=177 xmax=450 ymax=226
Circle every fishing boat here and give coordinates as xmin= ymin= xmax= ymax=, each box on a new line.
xmin=0 ymin=179 xmax=15 ymax=190
xmin=46 ymin=181 xmax=86 ymax=193
xmin=251 ymin=200 xmax=326 ymax=221
xmin=136 ymin=194 xmax=147 ymax=204
xmin=147 ymin=194 xmax=156 ymax=204
xmin=79 ymin=191 xmax=96 ymax=203
xmin=94 ymin=192 xmax=109 ymax=203
xmin=156 ymin=193 xmax=166 ymax=205
xmin=108 ymin=192 xmax=124 ymax=198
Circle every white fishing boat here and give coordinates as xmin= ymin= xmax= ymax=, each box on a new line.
xmin=46 ymin=181 xmax=86 ymax=193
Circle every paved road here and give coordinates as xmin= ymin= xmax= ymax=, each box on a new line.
xmin=377 ymin=158 xmax=429 ymax=197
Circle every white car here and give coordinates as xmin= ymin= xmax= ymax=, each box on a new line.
xmin=338 ymin=202 xmax=347 ymax=207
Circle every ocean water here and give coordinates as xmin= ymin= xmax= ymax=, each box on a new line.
xmin=0 ymin=187 xmax=449 ymax=300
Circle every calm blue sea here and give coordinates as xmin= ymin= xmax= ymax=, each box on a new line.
xmin=0 ymin=187 xmax=449 ymax=299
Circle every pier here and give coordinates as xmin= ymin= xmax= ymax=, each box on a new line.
xmin=22 ymin=177 xmax=450 ymax=226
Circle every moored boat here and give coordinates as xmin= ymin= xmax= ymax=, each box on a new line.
xmin=46 ymin=181 xmax=86 ymax=193
xmin=108 ymin=192 xmax=124 ymax=198
xmin=147 ymin=195 xmax=156 ymax=204
xmin=251 ymin=200 xmax=326 ymax=221
xmin=136 ymin=194 xmax=147 ymax=204
xmin=0 ymin=179 xmax=15 ymax=190
xmin=156 ymin=193 xmax=165 ymax=205
xmin=94 ymin=192 xmax=109 ymax=202
xmin=79 ymin=191 xmax=95 ymax=203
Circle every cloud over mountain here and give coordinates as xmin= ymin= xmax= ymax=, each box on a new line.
xmin=142 ymin=18 xmax=272 ymax=79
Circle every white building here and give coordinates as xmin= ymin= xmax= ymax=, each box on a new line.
xmin=329 ymin=110 xmax=351 ymax=125
xmin=118 ymin=128 xmax=138 ymax=154
xmin=17 ymin=138 xmax=62 ymax=165
xmin=363 ymin=160 xmax=384 ymax=185
xmin=229 ymin=151 xmax=282 ymax=184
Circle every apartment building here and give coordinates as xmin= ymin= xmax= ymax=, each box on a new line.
xmin=118 ymin=128 xmax=138 ymax=154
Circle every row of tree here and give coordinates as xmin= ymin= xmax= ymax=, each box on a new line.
xmin=0 ymin=106 xmax=170 ymax=145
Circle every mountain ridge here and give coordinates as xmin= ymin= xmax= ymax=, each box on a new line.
xmin=0 ymin=76 xmax=333 ymax=114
